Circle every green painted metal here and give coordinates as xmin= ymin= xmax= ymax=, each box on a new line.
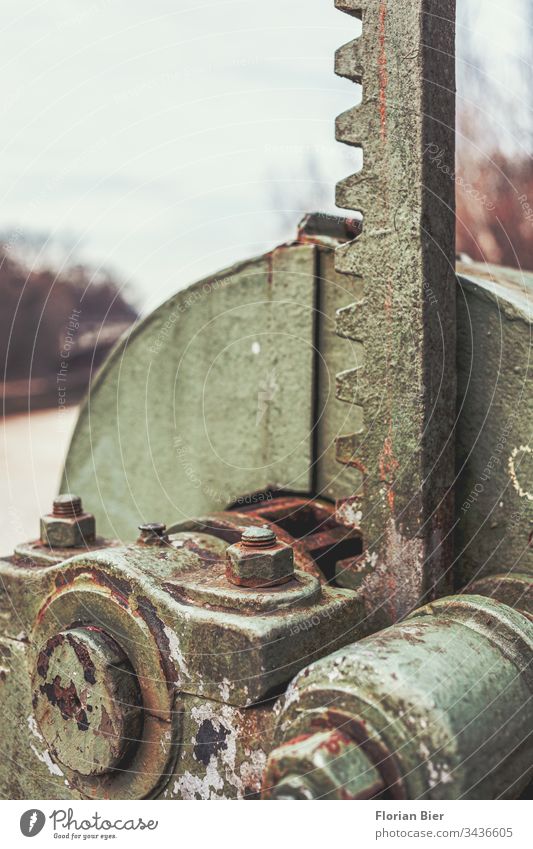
xmin=332 ymin=0 xmax=457 ymax=624
xmin=0 ymin=636 xmax=75 ymax=800
xmin=263 ymin=596 xmax=533 ymax=800
xmin=59 ymin=234 xmax=533 ymax=609
xmin=0 ymin=514 xmax=363 ymax=798
xmin=33 ymin=628 xmax=142 ymax=776
xmin=2 ymin=0 xmax=531 ymax=803
xmin=61 ymin=248 xmax=319 ymax=542
xmin=455 ymin=262 xmax=533 ymax=587
xmin=263 ymin=729 xmax=383 ymax=800
xmin=161 ymin=693 xmax=273 ymax=799
xmin=61 ymin=237 xmax=368 ymax=545
xmin=468 ymin=572 xmax=533 ymax=621
xmin=226 ymin=530 xmax=294 ymax=587
xmin=40 ymin=497 xmax=95 ymax=549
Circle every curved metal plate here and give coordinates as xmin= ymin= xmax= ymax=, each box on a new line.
xmin=62 ymin=247 xmax=319 ymax=541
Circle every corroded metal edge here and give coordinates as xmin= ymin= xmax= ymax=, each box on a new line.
xmin=333 ymin=0 xmax=457 ymax=622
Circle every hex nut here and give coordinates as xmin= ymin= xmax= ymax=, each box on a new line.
xmin=226 ymin=539 xmax=294 ymax=587
xmin=137 ymin=523 xmax=169 ymax=545
xmin=40 ymin=512 xmax=96 ymax=548
xmin=263 ymin=731 xmax=383 ymax=800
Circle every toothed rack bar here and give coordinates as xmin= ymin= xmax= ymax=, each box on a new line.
xmin=334 ymin=0 xmax=457 ymax=625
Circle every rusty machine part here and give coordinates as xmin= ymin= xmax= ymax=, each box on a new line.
xmin=455 ymin=262 xmax=533 ymax=589
xmin=1 ymin=0 xmax=532 ymax=803
xmin=0 ymin=502 xmax=366 ymax=799
xmin=332 ymin=0 xmax=457 ymax=625
xmin=59 ymin=3 xmax=458 ymax=633
xmin=262 ymin=596 xmax=533 ymax=800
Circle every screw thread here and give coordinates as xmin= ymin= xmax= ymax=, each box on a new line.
xmin=53 ymin=494 xmax=83 ymax=518
xmin=241 ymin=525 xmax=277 ymax=548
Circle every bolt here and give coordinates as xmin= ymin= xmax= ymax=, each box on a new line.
xmin=241 ymin=525 xmax=277 ymax=548
xmin=226 ymin=524 xmax=294 ymax=588
xmin=268 ymin=774 xmax=315 ymax=800
xmin=137 ymin=522 xmax=169 ymax=545
xmin=262 ymin=730 xmax=385 ymax=800
xmin=53 ymin=494 xmax=83 ymax=518
xmin=33 ymin=628 xmax=142 ymax=776
xmin=40 ymin=494 xmax=95 ymax=548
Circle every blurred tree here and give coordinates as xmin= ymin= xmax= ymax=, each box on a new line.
xmin=456 ymin=0 xmax=533 ymax=269
xmin=0 ymin=236 xmax=138 ymax=411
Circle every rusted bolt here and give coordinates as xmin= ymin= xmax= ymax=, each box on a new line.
xmin=241 ymin=525 xmax=277 ymax=548
xmin=268 ymin=774 xmax=315 ymax=800
xmin=226 ymin=525 xmax=294 ymax=588
xmin=263 ymin=730 xmax=384 ymax=800
xmin=32 ymin=628 xmax=142 ymax=776
xmin=40 ymin=494 xmax=96 ymax=549
xmin=137 ymin=522 xmax=169 ymax=545
xmin=53 ymin=494 xmax=83 ymax=517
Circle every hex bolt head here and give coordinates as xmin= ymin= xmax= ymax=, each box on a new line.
xmin=40 ymin=494 xmax=95 ymax=548
xmin=268 ymin=774 xmax=316 ymax=800
xmin=226 ymin=525 xmax=294 ymax=588
xmin=137 ymin=523 xmax=169 ymax=545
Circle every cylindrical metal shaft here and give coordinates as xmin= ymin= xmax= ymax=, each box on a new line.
xmin=262 ymin=596 xmax=533 ymax=800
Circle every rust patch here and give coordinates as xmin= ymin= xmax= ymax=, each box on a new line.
xmin=379 ymin=431 xmax=400 ymax=513
xmin=66 ymin=633 xmax=96 ymax=684
xmin=53 ymin=567 xmax=132 ymax=607
xmin=309 ymin=709 xmax=405 ymax=799
xmin=317 ymin=729 xmax=350 ymax=756
xmin=135 ymin=595 xmax=175 ymax=685
xmin=40 ymin=676 xmax=89 ymax=731
xmin=37 ymin=634 xmax=65 ymax=678
xmin=91 ymin=571 xmax=132 ymax=608
xmin=180 ymin=538 xmax=224 ymax=565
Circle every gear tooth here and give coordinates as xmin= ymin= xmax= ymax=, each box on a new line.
xmin=336 ymin=367 xmax=364 ymax=404
xmin=334 ymin=240 xmax=360 ymax=276
xmin=335 ymin=178 xmax=366 ymax=214
xmin=336 ymin=432 xmax=365 ymax=467
xmin=334 ymin=0 xmax=365 ymax=18
xmin=335 ymin=38 xmax=363 ymax=83
xmin=332 ymin=0 xmax=456 ymax=621
xmin=335 ymin=168 xmax=386 ymax=214
xmin=336 ymin=100 xmax=380 ymax=151
xmin=335 ymin=106 xmax=363 ymax=147
xmin=336 ymin=302 xmax=365 ymax=341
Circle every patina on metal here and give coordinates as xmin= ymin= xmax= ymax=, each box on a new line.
xmin=455 ymin=262 xmax=533 ymax=588
xmin=262 ymin=596 xmax=533 ymax=800
xmin=137 ymin=523 xmax=170 ymax=546
xmin=33 ymin=628 xmax=142 ymax=776
xmin=468 ymin=572 xmax=533 ymax=621
xmin=40 ymin=494 xmax=96 ymax=549
xmin=0 ymin=511 xmax=364 ymax=799
xmin=61 ymin=247 xmax=321 ymax=541
xmin=264 ymin=729 xmax=383 ymax=800
xmin=226 ymin=526 xmax=294 ymax=588
xmin=1 ymin=0 xmax=531 ymax=805
xmin=333 ymin=0 xmax=457 ymax=626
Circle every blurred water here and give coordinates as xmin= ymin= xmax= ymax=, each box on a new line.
xmin=0 ymin=406 xmax=77 ymax=552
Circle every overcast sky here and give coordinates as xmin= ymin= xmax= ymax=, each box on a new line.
xmin=0 ymin=0 xmax=525 ymax=310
